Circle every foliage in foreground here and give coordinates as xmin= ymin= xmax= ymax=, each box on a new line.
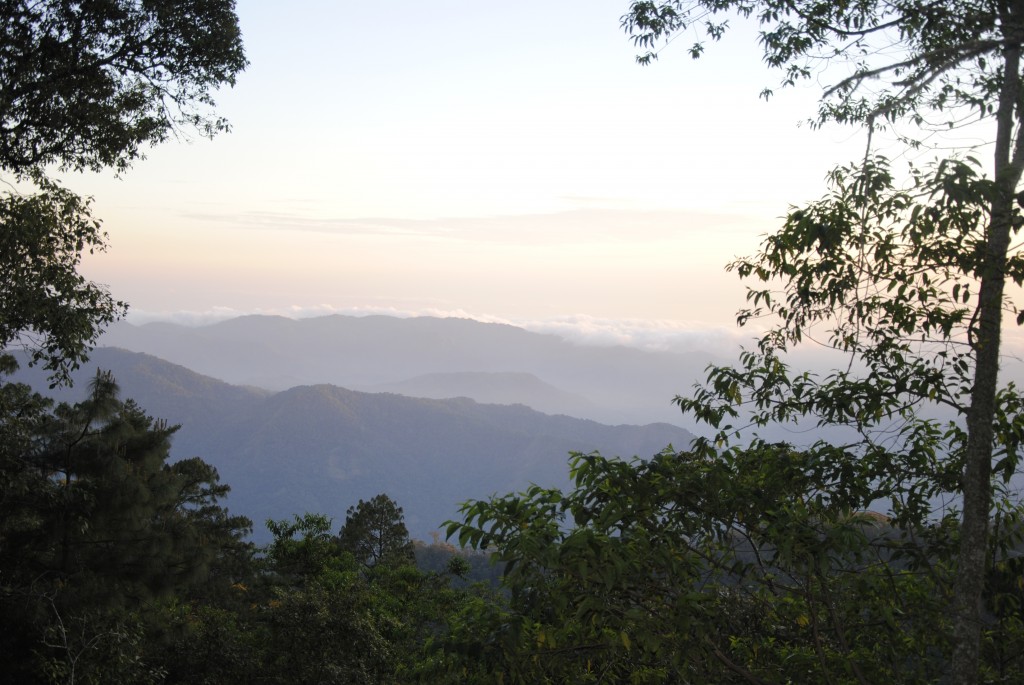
xmin=440 ymin=112 xmax=1024 ymax=685
xmin=445 ymin=447 xmax=1024 ymax=684
xmin=0 ymin=0 xmax=247 ymax=385
xmin=623 ymin=1 xmax=1024 ymax=680
xmin=0 ymin=366 xmax=489 ymax=683
xmin=0 ymin=364 xmax=252 ymax=683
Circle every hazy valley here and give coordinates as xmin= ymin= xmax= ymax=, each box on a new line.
xmin=98 ymin=314 xmax=719 ymax=428
xmin=13 ymin=316 xmax=702 ymax=541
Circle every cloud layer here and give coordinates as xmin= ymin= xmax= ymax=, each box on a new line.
xmin=121 ymin=305 xmax=754 ymax=355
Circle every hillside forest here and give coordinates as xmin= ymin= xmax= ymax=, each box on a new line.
xmin=4 ymin=1 xmax=1024 ymax=684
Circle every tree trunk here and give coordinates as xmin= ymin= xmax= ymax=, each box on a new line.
xmin=951 ymin=3 xmax=1024 ymax=680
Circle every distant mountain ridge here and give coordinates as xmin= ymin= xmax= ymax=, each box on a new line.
xmin=98 ymin=314 xmax=719 ymax=427
xmin=370 ymin=371 xmax=596 ymax=418
xmin=11 ymin=348 xmax=697 ymax=542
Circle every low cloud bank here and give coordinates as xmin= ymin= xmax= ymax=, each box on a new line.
xmin=122 ymin=304 xmax=1024 ymax=374
xmin=121 ymin=306 xmax=752 ymax=355
xmin=514 ymin=315 xmax=751 ymax=355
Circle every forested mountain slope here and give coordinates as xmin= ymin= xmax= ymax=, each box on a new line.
xmin=13 ymin=348 xmax=696 ymax=541
xmin=99 ymin=314 xmax=718 ymax=427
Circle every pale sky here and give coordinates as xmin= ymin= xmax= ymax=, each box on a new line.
xmin=71 ymin=0 xmax=871 ymax=349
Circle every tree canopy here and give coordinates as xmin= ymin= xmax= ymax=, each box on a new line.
xmin=0 ymin=180 xmax=125 ymax=385
xmin=623 ymin=0 xmax=1018 ymax=134
xmin=0 ymin=0 xmax=247 ymax=176
xmin=0 ymin=0 xmax=245 ymax=382
xmin=338 ymin=494 xmax=416 ymax=570
xmin=620 ymin=2 xmax=1024 ymax=680
xmin=0 ymin=367 xmax=253 ymax=683
xmin=446 ymin=444 xmax=1018 ymax=684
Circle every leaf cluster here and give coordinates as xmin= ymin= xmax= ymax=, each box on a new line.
xmin=622 ymin=0 xmax=1015 ymax=133
xmin=0 ymin=0 xmax=247 ymax=176
xmin=671 ymin=156 xmax=1024 ymax=498
xmin=444 ymin=446 xmax=1024 ymax=683
xmin=0 ymin=179 xmax=126 ymax=385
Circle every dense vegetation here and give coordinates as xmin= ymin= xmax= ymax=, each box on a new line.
xmin=0 ymin=372 xmax=492 ymax=683
xmin=616 ymin=2 xmax=1024 ymax=681
xmin=5 ymin=0 xmax=1024 ymax=683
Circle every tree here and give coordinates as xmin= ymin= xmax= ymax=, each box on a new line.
xmin=0 ymin=181 xmax=126 ymax=386
xmin=446 ymin=442 xmax=1023 ymax=682
xmin=252 ymin=513 xmax=396 ymax=685
xmin=0 ymin=367 xmax=253 ymax=683
xmin=620 ymin=2 xmax=1024 ymax=680
xmin=0 ymin=0 xmax=245 ymax=382
xmin=0 ymin=0 xmax=246 ymax=176
xmin=265 ymin=513 xmax=340 ymax=583
xmin=0 ymin=8 xmax=247 ymax=675
xmin=338 ymin=494 xmax=416 ymax=571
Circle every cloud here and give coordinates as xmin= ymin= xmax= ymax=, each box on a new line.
xmin=177 ymin=207 xmax=770 ymax=247
xmin=119 ymin=307 xmax=1024 ymax=395
xmin=512 ymin=314 xmax=753 ymax=354
xmin=121 ymin=306 xmax=752 ymax=355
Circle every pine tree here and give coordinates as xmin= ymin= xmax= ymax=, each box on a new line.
xmin=338 ymin=494 xmax=415 ymax=570
xmin=0 ymin=367 xmax=252 ymax=682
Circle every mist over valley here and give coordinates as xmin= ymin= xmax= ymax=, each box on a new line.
xmin=13 ymin=320 xmax=702 ymax=542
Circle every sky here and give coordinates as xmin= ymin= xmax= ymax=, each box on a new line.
xmin=71 ymin=0 xmax=873 ymax=351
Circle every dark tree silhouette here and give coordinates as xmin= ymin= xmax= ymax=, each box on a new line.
xmin=338 ymin=494 xmax=415 ymax=570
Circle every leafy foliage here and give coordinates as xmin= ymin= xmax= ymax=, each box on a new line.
xmin=0 ymin=0 xmax=247 ymax=176
xmin=445 ymin=446 xmax=1024 ymax=683
xmin=0 ymin=0 xmax=245 ymax=381
xmin=622 ymin=0 xmax=1012 ymax=133
xmin=0 ymin=180 xmax=126 ymax=385
xmin=265 ymin=513 xmax=340 ymax=583
xmin=163 ymin=502 xmax=483 ymax=685
xmin=680 ymin=156 xmax=1023 ymax=494
xmin=620 ymin=2 xmax=1024 ymax=680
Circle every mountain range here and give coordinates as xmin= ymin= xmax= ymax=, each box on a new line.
xmin=11 ymin=343 xmax=697 ymax=542
xmin=97 ymin=315 xmax=720 ymax=428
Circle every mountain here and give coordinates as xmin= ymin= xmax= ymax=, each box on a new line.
xmin=10 ymin=348 xmax=696 ymax=542
xmin=98 ymin=314 xmax=720 ymax=428
xmin=369 ymin=371 xmax=596 ymax=417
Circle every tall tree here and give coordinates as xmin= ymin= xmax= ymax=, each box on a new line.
xmin=0 ymin=0 xmax=246 ymax=382
xmin=338 ymin=494 xmax=416 ymax=571
xmin=0 ymin=4 xmax=248 ymax=678
xmin=0 ymin=367 xmax=252 ymax=682
xmin=622 ymin=2 xmax=1024 ymax=680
